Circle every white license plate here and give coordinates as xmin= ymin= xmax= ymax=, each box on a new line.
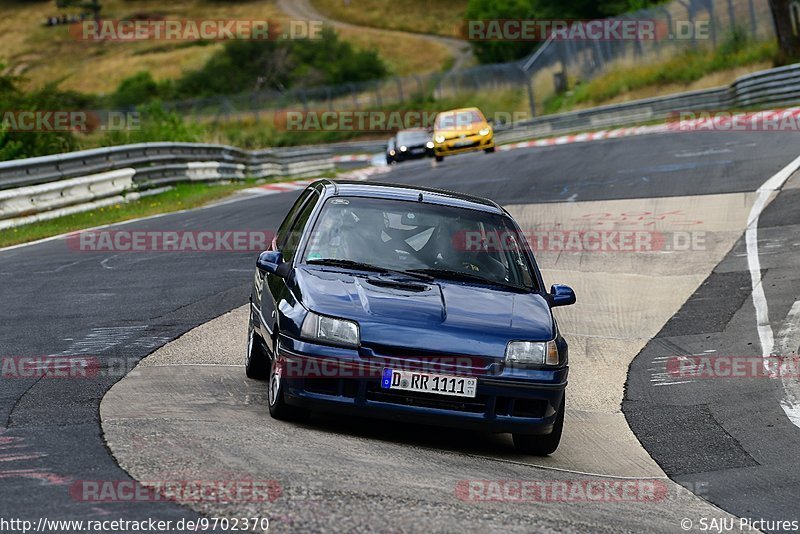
xmin=411 ymin=148 xmax=424 ymax=154
xmin=381 ymin=368 xmax=477 ymax=398
xmin=453 ymin=140 xmax=473 ymax=147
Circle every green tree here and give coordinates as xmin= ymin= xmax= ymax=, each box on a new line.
xmin=464 ymin=0 xmax=538 ymax=63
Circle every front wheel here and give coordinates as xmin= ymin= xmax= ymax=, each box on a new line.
xmin=512 ymin=395 xmax=564 ymax=456
xmin=435 ymin=155 xmax=444 ymax=162
xmin=268 ymin=337 xmax=310 ymax=422
xmin=484 ymin=146 xmax=495 ymax=153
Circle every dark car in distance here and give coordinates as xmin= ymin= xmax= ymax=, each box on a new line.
xmin=386 ymin=129 xmax=434 ymax=164
xmin=246 ymin=180 xmax=576 ymax=455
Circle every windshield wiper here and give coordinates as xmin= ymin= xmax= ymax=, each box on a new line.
xmin=407 ymin=268 xmax=524 ymax=291
xmin=306 ymin=259 xmax=434 ymax=282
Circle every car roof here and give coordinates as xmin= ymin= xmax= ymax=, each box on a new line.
xmin=312 ymin=180 xmax=504 ymax=214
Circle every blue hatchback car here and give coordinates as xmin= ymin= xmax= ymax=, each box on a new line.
xmin=247 ymin=180 xmax=575 ymax=455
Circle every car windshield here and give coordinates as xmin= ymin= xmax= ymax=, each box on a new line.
xmin=396 ymin=131 xmax=430 ymax=145
xmin=434 ymin=110 xmax=483 ymax=131
xmin=302 ymin=196 xmax=537 ymax=290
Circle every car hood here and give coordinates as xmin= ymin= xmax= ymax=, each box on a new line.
xmin=294 ymin=267 xmax=554 ymax=358
xmin=436 ymin=124 xmax=489 ymax=139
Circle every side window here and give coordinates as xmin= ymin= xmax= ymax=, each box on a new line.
xmin=281 ymin=192 xmax=319 ymax=263
xmin=276 ymin=189 xmax=313 ymax=249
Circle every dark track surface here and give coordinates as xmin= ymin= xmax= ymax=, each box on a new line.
xmin=624 ymin=185 xmax=800 ymax=532
xmin=0 ymin=130 xmax=798 ymax=527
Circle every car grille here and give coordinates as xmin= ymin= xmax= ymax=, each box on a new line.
xmin=363 ymin=344 xmax=498 ymax=375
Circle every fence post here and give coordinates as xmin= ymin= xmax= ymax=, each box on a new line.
xmin=726 ymin=0 xmax=735 ymax=31
xmin=519 ymin=66 xmax=536 ymax=118
xmin=748 ymin=0 xmax=758 ymax=38
xmin=676 ymin=0 xmax=697 ymax=48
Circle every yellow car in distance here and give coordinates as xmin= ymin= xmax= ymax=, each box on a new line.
xmin=432 ymin=107 xmax=495 ymax=162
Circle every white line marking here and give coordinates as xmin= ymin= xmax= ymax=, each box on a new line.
xmin=777 ymin=300 xmax=800 ymax=426
xmin=745 ymin=153 xmax=800 ymax=428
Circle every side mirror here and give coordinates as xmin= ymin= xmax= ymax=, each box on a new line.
xmin=257 ymin=250 xmax=285 ymax=275
xmin=487 ymin=118 xmax=494 ymax=124
xmin=549 ymin=284 xmax=576 ymax=307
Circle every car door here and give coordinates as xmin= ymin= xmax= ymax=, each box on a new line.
xmin=261 ymin=188 xmax=321 ymax=337
xmin=253 ymin=189 xmax=313 ymax=334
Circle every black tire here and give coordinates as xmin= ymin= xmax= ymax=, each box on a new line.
xmin=484 ymin=146 xmax=495 ymax=153
xmin=512 ymin=396 xmax=564 ymax=456
xmin=435 ymin=155 xmax=444 ymax=162
xmin=268 ymin=336 xmax=310 ymax=422
xmin=245 ymin=311 xmax=269 ymax=379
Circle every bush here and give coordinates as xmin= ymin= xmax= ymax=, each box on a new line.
xmin=100 ymin=102 xmax=203 ymax=145
xmin=169 ymin=26 xmax=387 ymax=100
xmin=0 ymin=70 xmax=84 ymax=160
xmin=111 ymin=71 xmax=162 ymax=109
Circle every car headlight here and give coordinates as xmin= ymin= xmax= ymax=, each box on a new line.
xmin=399 ymin=145 xmax=407 ymax=152
xmin=505 ymin=340 xmax=559 ymax=366
xmin=389 ymin=149 xmax=396 ymax=156
xmin=301 ymin=311 xmax=360 ymax=347
xmin=426 ymin=141 xmax=434 ymax=149
xmin=434 ymin=135 xmax=446 ymax=143
xmin=479 ymin=127 xmax=491 ymax=136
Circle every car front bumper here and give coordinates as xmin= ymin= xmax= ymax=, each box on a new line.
xmin=276 ymin=336 xmax=567 ymax=435
xmin=434 ymin=134 xmax=494 ymax=156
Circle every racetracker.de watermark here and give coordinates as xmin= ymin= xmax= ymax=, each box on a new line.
xmin=0 ymin=110 xmax=139 ymax=133
xmin=72 ymin=19 xmax=323 ymax=41
xmin=274 ymin=110 xmax=529 ymax=132
xmin=668 ymin=109 xmax=800 ymax=132
xmin=278 ymin=355 xmax=491 ymax=379
xmin=453 ymin=229 xmax=707 ymax=253
xmin=70 ymin=480 xmax=282 ymax=503
xmin=1 ymin=356 xmax=138 ymax=379
xmin=68 ymin=230 xmax=273 ymax=253
xmin=456 ymin=479 xmax=669 ymax=502
xmin=461 ymin=19 xmax=710 ymax=41
xmin=667 ymin=355 xmax=800 ymax=379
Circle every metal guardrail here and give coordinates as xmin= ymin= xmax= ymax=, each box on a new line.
xmin=0 ymin=143 xmax=333 ymax=191
xmin=477 ymin=63 xmax=800 ymax=142
xmin=0 ymin=144 xmax=334 ymax=229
